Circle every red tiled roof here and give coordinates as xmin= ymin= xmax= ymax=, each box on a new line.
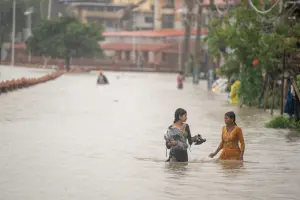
xmin=203 ymin=0 xmax=238 ymax=5
xmin=101 ymin=42 xmax=174 ymax=52
xmin=161 ymin=41 xmax=206 ymax=54
xmin=10 ymin=43 xmax=26 ymax=49
xmin=103 ymin=29 xmax=208 ymax=37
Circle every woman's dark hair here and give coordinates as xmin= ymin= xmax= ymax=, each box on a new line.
xmin=174 ymin=108 xmax=187 ymax=123
xmin=225 ymin=111 xmax=237 ymax=125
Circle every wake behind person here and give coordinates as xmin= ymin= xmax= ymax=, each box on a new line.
xmin=164 ymin=108 xmax=206 ymax=162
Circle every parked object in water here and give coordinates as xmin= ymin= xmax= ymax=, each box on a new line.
xmin=212 ymin=78 xmax=228 ymax=93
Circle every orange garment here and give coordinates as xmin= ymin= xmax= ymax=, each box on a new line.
xmin=218 ymin=125 xmax=245 ymax=160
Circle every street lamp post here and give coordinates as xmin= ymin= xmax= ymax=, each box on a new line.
xmin=48 ymin=0 xmax=52 ymax=19
xmin=11 ymin=0 xmax=16 ymax=67
xmin=25 ymin=7 xmax=34 ymax=63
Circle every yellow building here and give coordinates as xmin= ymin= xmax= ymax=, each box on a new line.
xmin=70 ymin=0 xmax=154 ymax=31
xmin=112 ymin=0 xmax=154 ymax=12
xmin=153 ymin=0 xmax=236 ymax=29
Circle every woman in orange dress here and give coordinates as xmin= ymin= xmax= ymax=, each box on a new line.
xmin=209 ymin=111 xmax=245 ymax=160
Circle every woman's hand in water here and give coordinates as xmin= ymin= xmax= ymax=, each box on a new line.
xmin=209 ymin=152 xmax=216 ymax=158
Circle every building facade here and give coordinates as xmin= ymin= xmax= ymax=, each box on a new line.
xmin=54 ymin=0 xmax=236 ymax=31
xmin=154 ymin=0 xmax=237 ymax=30
xmin=101 ymin=28 xmax=208 ymax=71
xmin=65 ymin=0 xmax=155 ymax=31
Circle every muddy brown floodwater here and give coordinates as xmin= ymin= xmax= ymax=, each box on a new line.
xmin=0 ymin=70 xmax=299 ymax=200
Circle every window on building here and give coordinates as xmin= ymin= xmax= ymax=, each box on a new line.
xmin=168 ymin=0 xmax=174 ymax=7
xmin=162 ymin=53 xmax=167 ymax=62
xmin=201 ymin=13 xmax=209 ymax=27
xmin=162 ymin=14 xmax=174 ymax=28
xmin=144 ymin=16 xmax=153 ymax=23
xmin=151 ymin=4 xmax=154 ymax=11
xmin=105 ymin=20 xmax=114 ymax=28
xmin=107 ymin=7 xmax=114 ymax=12
xmin=163 ymin=0 xmax=174 ymax=8
xmin=86 ymin=17 xmax=107 ymax=26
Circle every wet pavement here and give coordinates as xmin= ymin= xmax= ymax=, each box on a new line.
xmin=0 ymin=70 xmax=299 ymax=200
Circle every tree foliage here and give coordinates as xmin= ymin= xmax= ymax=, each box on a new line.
xmin=26 ymin=16 xmax=105 ymax=70
xmin=0 ymin=0 xmax=58 ymax=46
xmin=0 ymin=0 xmax=28 ymax=44
xmin=207 ymin=1 xmax=300 ymax=106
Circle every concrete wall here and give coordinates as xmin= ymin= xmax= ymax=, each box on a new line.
xmin=154 ymin=0 xmax=184 ymax=30
xmin=154 ymin=1 xmax=220 ymax=30
xmin=133 ymin=12 xmax=154 ymax=30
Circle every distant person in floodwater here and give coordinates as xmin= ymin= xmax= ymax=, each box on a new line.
xmin=209 ymin=111 xmax=245 ymax=160
xmin=229 ymin=79 xmax=241 ymax=104
xmin=164 ymin=108 xmax=206 ymax=162
xmin=177 ymin=71 xmax=184 ymax=89
xmin=97 ymin=70 xmax=109 ymax=85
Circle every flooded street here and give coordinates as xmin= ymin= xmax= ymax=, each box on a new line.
xmin=0 ymin=71 xmax=299 ymax=200
xmin=0 ymin=66 xmax=54 ymax=81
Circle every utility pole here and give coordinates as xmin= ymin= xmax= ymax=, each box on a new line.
xmin=207 ymin=0 xmax=215 ymax=89
xmin=132 ymin=11 xmax=137 ymax=67
xmin=193 ymin=0 xmax=203 ymax=84
xmin=154 ymin=0 xmax=160 ymax=29
xmin=48 ymin=0 xmax=52 ymax=19
xmin=25 ymin=7 xmax=34 ymax=63
xmin=181 ymin=0 xmax=193 ymax=76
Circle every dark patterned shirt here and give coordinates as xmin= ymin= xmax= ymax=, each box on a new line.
xmin=165 ymin=125 xmax=189 ymax=151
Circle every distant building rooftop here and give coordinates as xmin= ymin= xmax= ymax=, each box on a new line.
xmin=203 ymin=0 xmax=238 ymax=5
xmin=103 ymin=29 xmax=209 ymax=37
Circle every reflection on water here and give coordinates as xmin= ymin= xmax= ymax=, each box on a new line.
xmin=218 ymin=160 xmax=244 ymax=170
xmin=165 ymin=162 xmax=189 ymax=177
xmin=0 ymin=70 xmax=300 ymax=200
xmin=286 ymin=131 xmax=300 ymax=143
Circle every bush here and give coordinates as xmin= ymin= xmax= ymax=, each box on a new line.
xmin=265 ymin=114 xmax=300 ymax=130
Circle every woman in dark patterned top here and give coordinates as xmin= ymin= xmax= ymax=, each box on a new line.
xmin=164 ymin=108 xmax=205 ymax=162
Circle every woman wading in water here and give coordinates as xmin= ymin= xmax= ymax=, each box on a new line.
xmin=209 ymin=111 xmax=245 ymax=160
xmin=164 ymin=108 xmax=206 ymax=162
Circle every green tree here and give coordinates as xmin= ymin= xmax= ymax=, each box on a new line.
xmin=207 ymin=1 xmax=300 ymax=106
xmin=26 ymin=16 xmax=105 ymax=71
xmin=0 ymin=0 xmax=42 ymax=47
xmin=0 ymin=0 xmax=26 ymax=45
